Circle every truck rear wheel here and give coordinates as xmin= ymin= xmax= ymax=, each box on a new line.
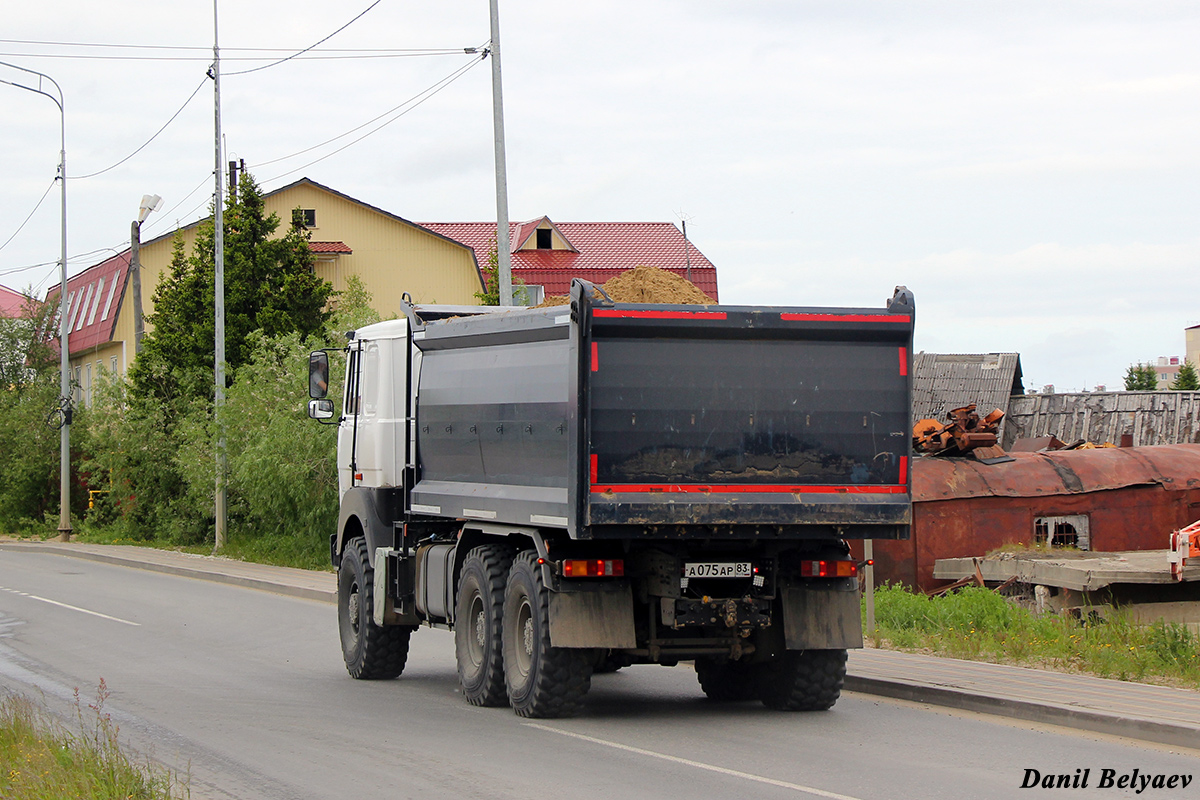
xmin=502 ymin=551 xmax=593 ymax=718
xmin=338 ymin=537 xmax=411 ymax=680
xmin=455 ymin=544 xmax=515 ymax=706
xmin=758 ymin=649 xmax=847 ymax=711
xmin=695 ymin=657 xmax=760 ymax=702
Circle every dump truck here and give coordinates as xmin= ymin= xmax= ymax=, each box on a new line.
xmin=307 ymin=280 xmax=915 ymax=718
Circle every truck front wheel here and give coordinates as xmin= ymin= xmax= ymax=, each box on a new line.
xmin=758 ymin=648 xmax=847 ymax=711
xmin=502 ymin=551 xmax=593 ymax=718
xmin=455 ymin=544 xmax=514 ymax=706
xmin=338 ymin=537 xmax=411 ymax=679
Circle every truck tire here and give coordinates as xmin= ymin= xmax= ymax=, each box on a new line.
xmin=695 ymin=657 xmax=760 ymax=702
xmin=502 ymin=550 xmax=594 ymax=718
xmin=338 ymin=537 xmax=411 ymax=679
xmin=757 ymin=649 xmax=847 ymax=711
xmin=455 ymin=544 xmax=515 ymax=706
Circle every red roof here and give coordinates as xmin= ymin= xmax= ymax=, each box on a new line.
xmin=419 ymin=219 xmax=719 ymax=300
xmin=0 ymin=284 xmax=28 ymax=318
xmin=309 ymin=241 xmax=352 ymax=254
xmin=45 ymin=250 xmax=131 ymax=356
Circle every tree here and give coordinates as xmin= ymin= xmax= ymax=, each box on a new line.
xmin=473 ymin=237 xmax=530 ymax=306
xmin=1123 ymin=363 xmax=1158 ymax=391
xmin=130 ymin=171 xmax=334 ymax=405
xmin=1170 ymin=361 xmax=1200 ymax=391
xmin=0 ymin=292 xmax=81 ymax=528
xmin=0 ymin=292 xmax=58 ymax=392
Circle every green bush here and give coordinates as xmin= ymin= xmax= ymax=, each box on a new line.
xmin=868 ymin=585 xmax=1200 ymax=689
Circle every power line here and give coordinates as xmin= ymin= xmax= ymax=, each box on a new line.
xmin=256 ymin=52 xmax=485 ymax=184
xmin=253 ymin=47 xmax=485 ymax=169
xmin=0 ymin=51 xmax=467 ymax=63
xmin=0 ymin=179 xmax=56 ymax=256
xmin=227 ymin=0 xmax=382 ymax=76
xmin=0 ymin=38 xmax=466 ymax=53
xmin=74 ymin=76 xmax=208 ymax=180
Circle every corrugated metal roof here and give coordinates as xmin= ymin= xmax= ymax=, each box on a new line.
xmin=0 ymin=284 xmax=28 ymax=317
xmin=44 ymin=251 xmax=130 ymax=356
xmin=912 ymin=352 xmax=1024 ymax=439
xmin=1005 ymin=391 xmax=1200 ymax=447
xmin=419 ymin=219 xmax=719 ymax=300
xmin=309 ymin=241 xmax=352 ymax=254
xmin=913 ymin=443 xmax=1200 ymax=502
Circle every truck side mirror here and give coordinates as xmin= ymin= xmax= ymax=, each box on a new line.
xmin=309 ymin=351 xmax=330 ymax=399
xmin=308 ymin=398 xmax=335 ymax=420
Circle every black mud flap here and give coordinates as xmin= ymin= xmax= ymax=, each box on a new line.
xmin=548 ymin=583 xmax=637 ymax=648
xmin=781 ymin=579 xmax=863 ymax=649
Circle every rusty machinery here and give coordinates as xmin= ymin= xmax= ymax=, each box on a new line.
xmin=913 ymin=404 xmax=1005 ymax=456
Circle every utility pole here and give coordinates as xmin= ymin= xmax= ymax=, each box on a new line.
xmin=682 ymin=219 xmax=692 ymax=284
xmin=488 ymin=0 xmax=513 ymax=306
xmin=864 ymin=539 xmax=875 ymax=638
xmin=0 ymin=62 xmax=70 ymax=541
xmin=212 ymin=0 xmax=228 ymax=551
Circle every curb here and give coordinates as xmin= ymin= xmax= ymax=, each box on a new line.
xmin=0 ymin=542 xmax=336 ymax=604
xmin=842 ymin=676 xmax=1200 ymax=751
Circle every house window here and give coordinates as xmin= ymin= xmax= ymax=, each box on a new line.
xmin=1034 ymin=515 xmax=1090 ymax=550
xmin=513 ymin=285 xmax=545 ymax=306
xmin=111 ymin=356 xmax=119 ymax=375
xmin=294 ymin=209 xmax=317 ymax=229
xmin=536 ymin=228 xmax=552 ymax=249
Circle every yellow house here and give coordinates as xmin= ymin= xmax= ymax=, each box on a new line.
xmin=49 ymin=178 xmax=484 ymax=405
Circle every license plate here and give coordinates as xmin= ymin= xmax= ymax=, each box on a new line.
xmin=684 ymin=562 xmax=752 ymax=579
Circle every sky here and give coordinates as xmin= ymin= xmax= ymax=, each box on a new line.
xmin=2 ymin=1 xmax=1198 ymax=392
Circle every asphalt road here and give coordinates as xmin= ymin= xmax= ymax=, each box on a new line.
xmin=2 ymin=550 xmax=1198 ymax=800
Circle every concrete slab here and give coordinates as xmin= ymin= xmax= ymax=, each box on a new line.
xmin=935 ymin=550 xmax=1200 ymax=592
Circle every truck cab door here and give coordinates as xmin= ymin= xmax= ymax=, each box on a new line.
xmin=339 ymin=342 xmax=381 ymax=494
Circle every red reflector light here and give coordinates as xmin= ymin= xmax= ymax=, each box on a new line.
xmin=800 ymin=560 xmax=858 ymax=578
xmin=562 ymin=559 xmax=625 ymax=577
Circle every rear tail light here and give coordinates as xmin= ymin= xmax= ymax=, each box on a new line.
xmin=800 ymin=559 xmax=858 ymax=578
xmin=561 ymin=559 xmax=625 ymax=577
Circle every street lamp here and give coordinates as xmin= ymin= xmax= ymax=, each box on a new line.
xmin=130 ymin=194 xmax=162 ymax=354
xmin=0 ymin=60 xmax=70 ymax=541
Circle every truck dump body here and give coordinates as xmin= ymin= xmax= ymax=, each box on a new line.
xmin=410 ymin=287 xmax=913 ymax=539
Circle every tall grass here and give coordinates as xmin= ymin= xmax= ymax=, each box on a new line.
xmin=869 ymin=585 xmax=1200 ymax=689
xmin=0 ymin=681 xmax=184 ymax=800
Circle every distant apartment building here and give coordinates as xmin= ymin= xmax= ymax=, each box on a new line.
xmin=1188 ymin=324 xmax=1200 ymax=376
xmin=1154 ymin=356 xmax=1184 ymax=389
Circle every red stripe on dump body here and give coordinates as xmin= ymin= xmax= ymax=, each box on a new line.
xmin=779 ymin=313 xmax=911 ymax=323
xmin=591 ymin=309 xmax=727 ymax=320
xmin=590 ymin=484 xmax=906 ymax=495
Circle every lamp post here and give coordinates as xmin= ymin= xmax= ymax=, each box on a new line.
xmin=130 ymin=194 xmax=162 ymax=355
xmin=488 ymin=0 xmax=513 ymax=306
xmin=0 ymin=61 xmax=70 ymax=540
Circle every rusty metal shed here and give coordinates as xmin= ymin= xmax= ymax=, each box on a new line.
xmin=860 ymin=444 xmax=1200 ymax=591
xmin=1004 ymin=391 xmax=1200 ymax=448
xmin=912 ymin=353 xmax=1023 ymax=443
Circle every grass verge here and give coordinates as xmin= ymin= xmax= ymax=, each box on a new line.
xmin=0 ymin=682 xmax=185 ymax=800
xmin=868 ymin=584 xmax=1200 ymax=690
xmin=12 ymin=518 xmax=333 ymax=573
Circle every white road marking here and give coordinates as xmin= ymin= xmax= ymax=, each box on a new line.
xmin=524 ymin=722 xmax=866 ymax=799
xmin=0 ymin=585 xmax=140 ymax=626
